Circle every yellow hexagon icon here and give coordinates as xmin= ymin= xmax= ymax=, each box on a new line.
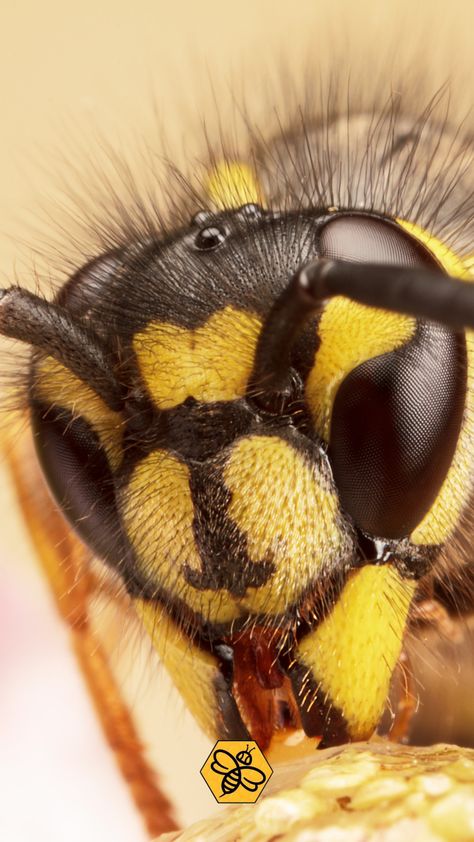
xmin=201 ymin=740 xmax=273 ymax=804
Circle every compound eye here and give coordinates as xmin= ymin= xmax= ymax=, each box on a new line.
xmin=31 ymin=403 xmax=128 ymax=564
xmin=194 ymin=225 xmax=227 ymax=251
xmin=55 ymin=250 xmax=123 ymax=316
xmin=329 ymin=326 xmax=466 ymax=538
xmin=319 ymin=214 xmax=432 ymax=266
xmin=320 ymin=214 xmax=467 ymax=540
xmin=191 ymin=209 xmax=213 ymax=226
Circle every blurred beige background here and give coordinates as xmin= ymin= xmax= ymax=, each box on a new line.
xmin=0 ymin=1 xmax=473 ymax=840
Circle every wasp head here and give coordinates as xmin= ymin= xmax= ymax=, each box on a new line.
xmin=9 ymin=202 xmax=470 ymax=748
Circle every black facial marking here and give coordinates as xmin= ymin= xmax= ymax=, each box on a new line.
xmin=185 ymin=463 xmax=275 ymax=598
xmin=122 ymin=398 xmax=255 ymax=466
xmin=105 ymin=210 xmax=323 ymax=335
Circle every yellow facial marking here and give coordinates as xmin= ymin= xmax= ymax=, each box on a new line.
xmin=306 ymin=301 xmax=414 ymax=440
xmin=205 ymin=161 xmax=264 ymax=210
xmin=223 ymin=435 xmax=349 ymax=615
xmin=295 ymin=565 xmax=416 ymax=739
xmin=121 ymin=449 xmax=241 ymax=625
xmin=123 ymin=436 xmax=350 ymax=624
xmin=134 ymin=307 xmax=262 ymax=410
xmin=34 ymin=356 xmax=123 ymax=469
xmin=136 ymin=600 xmax=229 ymax=739
xmin=398 ymin=221 xmax=474 ymax=545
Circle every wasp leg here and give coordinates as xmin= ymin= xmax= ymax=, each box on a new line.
xmin=5 ymin=422 xmax=178 ymax=837
xmin=388 ymin=650 xmax=417 ymax=743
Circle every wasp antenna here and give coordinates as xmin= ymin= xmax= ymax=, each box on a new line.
xmin=0 ymin=287 xmax=124 ymax=411
xmin=301 ymin=259 xmax=474 ymax=330
xmin=250 ymin=259 xmax=474 ymax=402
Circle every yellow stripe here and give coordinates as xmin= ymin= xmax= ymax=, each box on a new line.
xmin=397 ymin=220 xmax=474 ymax=280
xmin=133 ymin=307 xmax=262 ymax=409
xmin=295 ymin=565 xmax=415 ymax=740
xmin=205 ymin=161 xmax=264 ymax=210
xmin=136 ymin=600 xmax=228 ymax=739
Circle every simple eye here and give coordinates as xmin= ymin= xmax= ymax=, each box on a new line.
xmin=237 ymin=203 xmax=265 ymax=220
xmin=194 ymin=225 xmax=227 ymax=250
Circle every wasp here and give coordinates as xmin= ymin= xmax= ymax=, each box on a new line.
xmin=1 ymin=74 xmax=473 ymax=836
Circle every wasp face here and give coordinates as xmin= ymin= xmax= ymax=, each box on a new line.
xmin=25 ymin=202 xmax=472 ymax=748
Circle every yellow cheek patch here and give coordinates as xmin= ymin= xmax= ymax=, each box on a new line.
xmin=223 ymin=435 xmax=348 ymax=615
xmin=205 ymin=161 xmax=264 ymax=210
xmin=33 ymin=356 xmax=123 ymax=470
xmin=121 ymin=450 xmax=241 ymax=625
xmin=306 ymin=301 xmax=414 ymax=440
xmin=398 ymin=222 xmax=474 ymax=546
xmin=134 ymin=307 xmax=262 ymax=409
xmin=136 ymin=600 xmax=233 ymax=739
xmin=295 ymin=565 xmax=416 ymax=740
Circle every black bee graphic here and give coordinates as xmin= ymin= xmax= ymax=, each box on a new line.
xmin=210 ymin=745 xmax=267 ymax=796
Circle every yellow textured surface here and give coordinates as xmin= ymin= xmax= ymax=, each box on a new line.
xmin=33 ymin=356 xmax=123 ymax=470
xmin=133 ymin=307 xmax=262 ymax=409
xmin=205 ymin=162 xmax=264 ymax=210
xmin=136 ymin=600 xmax=225 ymax=739
xmin=305 ymin=301 xmax=414 ymax=440
xmin=295 ymin=566 xmax=416 ymax=739
xmin=123 ymin=435 xmax=348 ymax=623
xmin=223 ymin=434 xmax=347 ymax=615
xmin=158 ymin=744 xmax=474 ymax=841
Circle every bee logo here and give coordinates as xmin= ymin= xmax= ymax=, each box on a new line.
xmin=201 ymin=741 xmax=273 ymax=803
